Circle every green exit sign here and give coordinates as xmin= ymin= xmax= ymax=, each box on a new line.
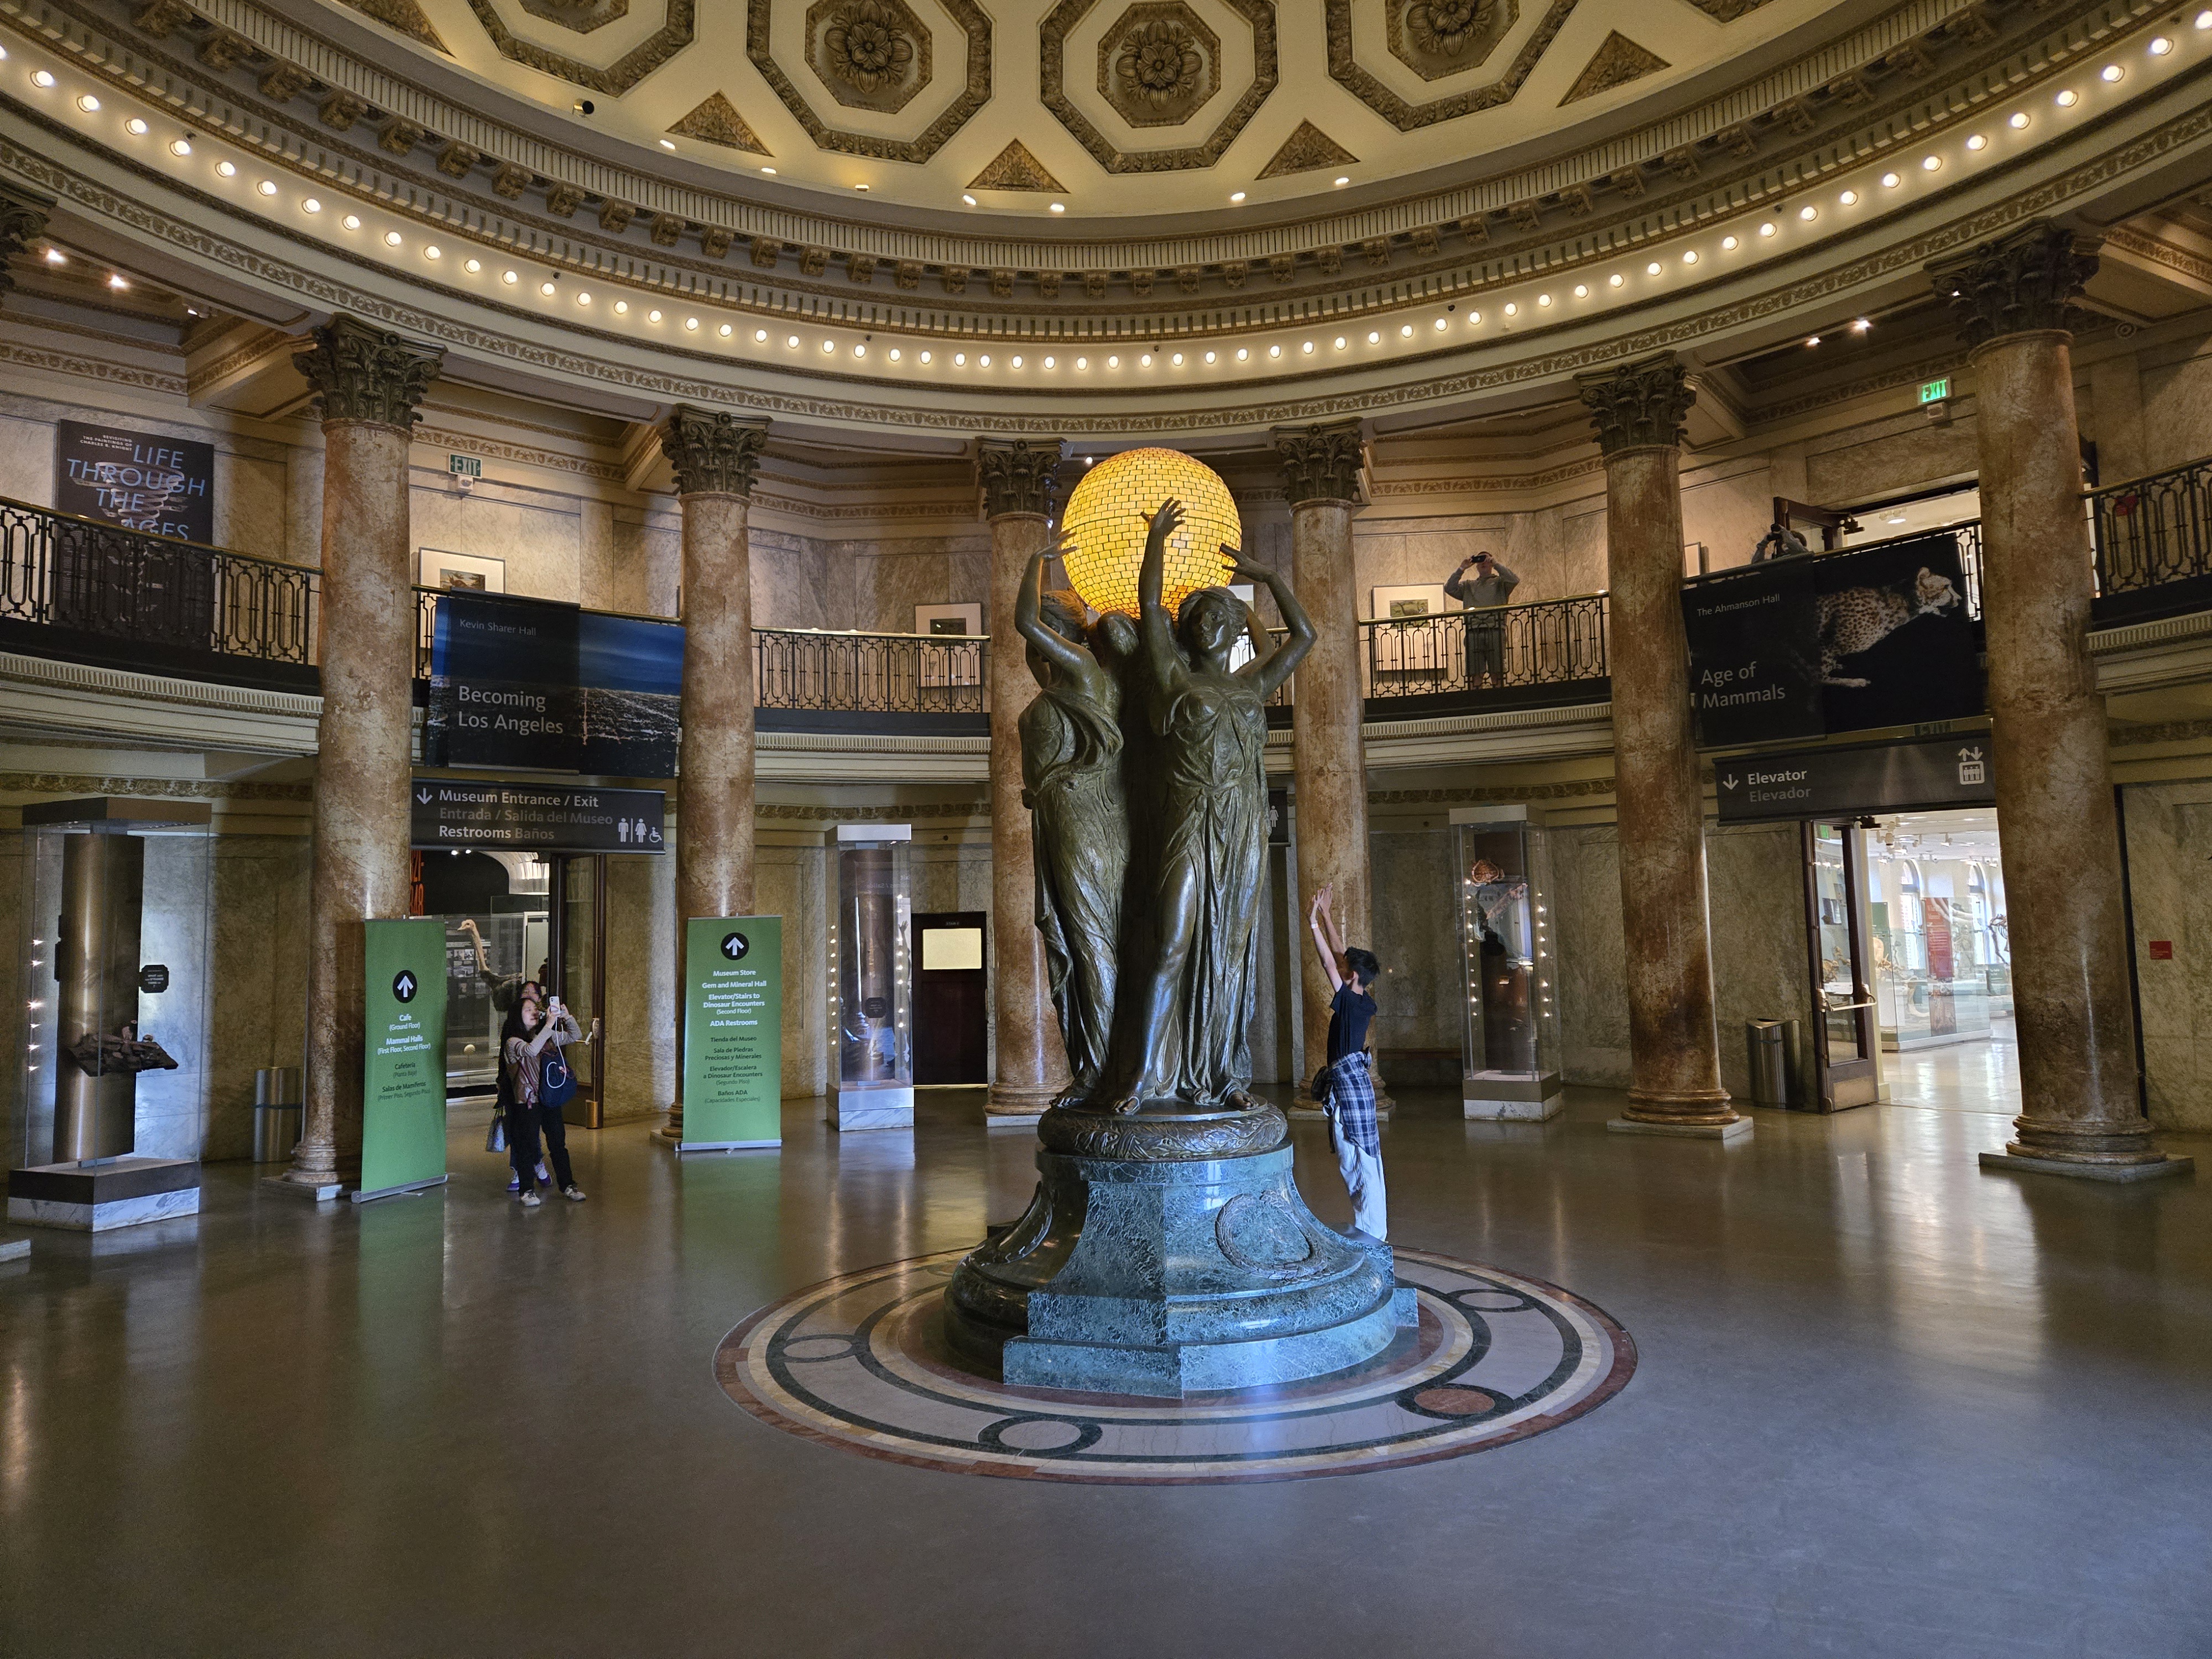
xmin=1919 ymin=378 xmax=1950 ymax=404
xmin=447 ymin=453 xmax=482 ymax=477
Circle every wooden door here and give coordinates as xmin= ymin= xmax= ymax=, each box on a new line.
xmin=912 ymin=911 xmax=988 ymax=1084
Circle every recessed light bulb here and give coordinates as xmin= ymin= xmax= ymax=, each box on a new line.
xmin=125 ymin=117 xmax=147 ymax=135
xmin=302 ymin=197 xmax=321 ymax=213
xmin=1229 ymin=191 xmax=1245 ymax=202
xmin=1922 ymin=155 xmax=1941 ymax=171
xmin=2150 ymin=34 xmax=2173 ymax=53
xmin=1799 ymin=205 xmax=1818 ymax=220
xmin=216 ymin=161 xmax=236 ymax=178
xmin=2100 ymin=64 xmax=2122 ymax=81
xmin=660 ymin=139 xmax=675 ymax=150
xmin=30 ymin=70 xmax=55 ymax=88
xmin=503 ymin=270 xmax=518 ymax=283
xmin=343 ymin=215 xmax=361 ymax=231
xmin=649 ymin=309 xmax=662 ymax=322
xmin=1334 ymin=175 xmax=1350 ymax=186
xmin=961 ymin=193 xmax=977 ymax=205
xmin=76 ymin=93 xmax=99 ymax=111
xmin=920 ymin=351 xmax=932 ymax=363
xmin=1302 ymin=340 xmax=1314 ymax=352
xmin=1840 ymin=189 xmax=1859 ymax=204
xmin=1268 ymin=344 xmax=1280 ymax=357
xmin=1400 ymin=324 xmax=1413 ymax=337
xmin=1965 ymin=135 xmax=1986 ymax=152
xmin=169 ymin=138 xmax=192 ymax=156
xmin=385 ymin=231 xmax=403 ymax=246
xmin=2056 ymin=89 xmax=2078 ymax=106
xmin=1049 ymin=202 xmax=1064 ymax=212
xmin=2008 ymin=112 xmax=2030 ymax=129
xmin=1609 ymin=273 xmax=1623 ymax=286
xmin=761 ymin=166 xmax=777 ymax=176
xmin=755 ymin=328 xmax=768 ymax=341
xmin=465 ymin=258 xmax=481 ymax=273
xmin=1759 ymin=222 xmax=1777 ymax=236
xmin=1647 ymin=261 xmax=1662 ymax=274
xmin=1721 ymin=237 xmax=1738 ymax=251
xmin=1504 ymin=303 xmax=1517 ymax=317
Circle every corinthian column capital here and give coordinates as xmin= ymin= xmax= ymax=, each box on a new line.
xmin=293 ymin=315 xmax=444 ymax=430
xmin=1575 ymin=351 xmax=1695 ymax=457
xmin=975 ymin=437 xmax=1068 ymax=519
xmin=0 ymin=186 xmax=54 ymax=306
xmin=660 ymin=406 xmax=770 ymax=498
xmin=1271 ymin=419 xmax=1366 ymax=507
xmin=1927 ymin=220 xmax=2099 ymax=353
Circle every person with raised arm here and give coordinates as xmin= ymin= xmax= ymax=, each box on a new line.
xmin=1307 ymin=880 xmax=1388 ymax=1241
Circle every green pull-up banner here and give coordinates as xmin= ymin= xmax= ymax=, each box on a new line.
xmin=357 ymin=917 xmax=451 ymax=1202
xmin=680 ymin=915 xmax=783 ymax=1151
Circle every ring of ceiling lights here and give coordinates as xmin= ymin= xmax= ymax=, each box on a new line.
xmin=2 ymin=0 xmax=2209 ymax=436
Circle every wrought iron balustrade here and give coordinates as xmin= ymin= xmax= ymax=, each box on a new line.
xmin=2094 ymin=458 xmax=2212 ymax=601
xmin=755 ymin=625 xmax=988 ymax=714
xmin=1358 ymin=592 xmax=1611 ymax=700
xmin=0 ymin=494 xmax=315 ymax=676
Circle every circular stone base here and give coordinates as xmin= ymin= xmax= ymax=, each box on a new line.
xmin=716 ymin=1248 xmax=1635 ymax=1483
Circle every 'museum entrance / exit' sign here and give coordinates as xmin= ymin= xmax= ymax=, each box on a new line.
xmin=1918 ymin=378 xmax=1950 ymax=404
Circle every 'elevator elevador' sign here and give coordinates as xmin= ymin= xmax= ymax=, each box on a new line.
xmin=410 ymin=778 xmax=666 ymax=854
xmin=1713 ymin=736 xmax=1997 ymax=824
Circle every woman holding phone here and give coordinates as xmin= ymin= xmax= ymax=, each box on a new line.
xmin=502 ymin=989 xmax=594 ymax=1208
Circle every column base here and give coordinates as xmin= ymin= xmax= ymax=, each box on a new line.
xmin=1979 ymin=1151 xmax=2194 ymax=1183
xmin=985 ymin=1084 xmax=1059 ymax=1127
xmin=264 ymin=1166 xmax=346 ymax=1201
xmin=653 ymin=1109 xmax=684 ymax=1147
xmin=1608 ymin=1116 xmax=1754 ymax=1142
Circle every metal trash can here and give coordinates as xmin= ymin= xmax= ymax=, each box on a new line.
xmin=1745 ymin=1020 xmax=1801 ymax=1109
xmin=253 ymin=1067 xmax=303 ymax=1163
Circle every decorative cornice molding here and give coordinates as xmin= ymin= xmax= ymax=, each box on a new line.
xmin=0 ymin=180 xmax=52 ymax=303
xmin=1928 ymin=219 xmax=2100 ymax=351
xmin=1272 ymin=419 xmax=1366 ymax=506
xmin=659 ymin=405 xmax=770 ymax=497
xmin=1576 ymin=351 xmax=1693 ymax=457
xmin=0 ymin=767 xmax=314 ymax=800
xmin=411 ymin=423 xmax=627 ymax=483
xmin=2098 ymin=221 xmax=2212 ymax=289
xmin=0 ymin=337 xmax=190 ymax=397
xmin=975 ymin=437 xmax=1068 ymax=518
xmin=293 ymin=315 xmax=442 ymax=429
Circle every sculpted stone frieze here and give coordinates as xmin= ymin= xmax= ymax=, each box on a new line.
xmin=517 ymin=0 xmax=629 ymax=34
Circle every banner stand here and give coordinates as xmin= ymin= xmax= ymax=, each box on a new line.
xmin=357 ymin=919 xmax=452 ymax=1205
xmin=679 ymin=916 xmax=784 ymax=1153
xmin=352 ymin=1173 xmax=450 ymax=1204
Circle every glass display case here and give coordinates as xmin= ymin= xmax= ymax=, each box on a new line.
xmin=827 ymin=825 xmax=914 ymax=1130
xmin=1451 ymin=807 xmax=1563 ymax=1120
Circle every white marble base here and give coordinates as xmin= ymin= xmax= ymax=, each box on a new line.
xmin=1978 ymin=1151 xmax=2195 ymax=1183
xmin=830 ymin=1087 xmax=915 ymax=1131
xmin=984 ymin=1111 xmax=1044 ymax=1129
xmin=1465 ymin=1093 xmax=1566 ymax=1121
xmin=1606 ymin=1117 xmax=1754 ymax=1142
xmin=0 ymin=1238 xmax=29 ymax=1262
xmin=8 ymin=1187 xmax=200 ymax=1232
xmin=260 ymin=1174 xmax=345 ymax=1201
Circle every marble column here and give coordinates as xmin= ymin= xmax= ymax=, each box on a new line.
xmin=1272 ymin=421 xmax=1381 ymax=1105
xmin=1574 ymin=353 xmax=1740 ymax=1138
xmin=1928 ymin=223 xmax=2185 ymax=1178
xmin=658 ymin=406 xmax=769 ymax=1144
xmin=977 ymin=437 xmax=1070 ymax=1120
xmin=283 ymin=317 xmax=444 ymax=1193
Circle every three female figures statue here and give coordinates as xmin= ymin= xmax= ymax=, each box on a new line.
xmin=1015 ymin=498 xmax=1314 ymax=1129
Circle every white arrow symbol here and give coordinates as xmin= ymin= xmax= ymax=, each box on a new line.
xmin=415 ymin=789 xmax=432 ymax=804
xmin=1959 ymin=746 xmax=1983 ymax=761
xmin=1721 ymin=774 xmax=1740 ymax=790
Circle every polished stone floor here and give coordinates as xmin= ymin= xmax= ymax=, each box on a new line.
xmin=3 ymin=1087 xmax=2209 ymax=1657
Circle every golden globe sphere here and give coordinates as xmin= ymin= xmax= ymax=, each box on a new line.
xmin=1059 ymin=447 xmax=1243 ymax=619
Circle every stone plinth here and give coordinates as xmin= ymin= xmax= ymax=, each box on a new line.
xmin=8 ymin=1158 xmax=200 ymax=1231
xmin=828 ymin=1084 xmax=915 ymax=1131
xmin=948 ymin=1142 xmax=1412 ymax=1398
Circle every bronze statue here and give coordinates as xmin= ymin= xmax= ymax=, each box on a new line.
xmin=1014 ymin=534 xmax=1135 ymax=1095
xmin=1095 ymin=498 xmax=1313 ymax=1113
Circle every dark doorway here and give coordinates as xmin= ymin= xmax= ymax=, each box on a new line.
xmin=912 ymin=910 xmax=988 ymax=1085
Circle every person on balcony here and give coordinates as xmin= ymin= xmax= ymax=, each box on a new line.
xmin=1445 ymin=551 xmax=1520 ymax=689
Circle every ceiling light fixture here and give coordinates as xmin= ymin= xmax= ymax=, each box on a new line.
xmin=1302 ymin=340 xmax=1314 ymax=353
xmin=425 ymin=246 xmax=442 ymax=260
xmin=1759 ymin=221 xmax=1777 ymax=236
xmin=503 ymin=269 xmax=518 ymax=283
xmin=660 ymin=139 xmax=675 ymax=150
xmin=302 ymin=197 xmax=321 ymax=213
xmin=1049 ymin=202 xmax=1065 ymax=213
xmin=169 ymin=137 xmax=192 ymax=155
xmin=980 ymin=353 xmax=992 ymax=367
xmin=1229 ymin=191 xmax=1245 ymax=202
xmin=343 ymin=215 xmax=361 ymax=231
xmin=1014 ymin=353 xmax=1026 ymax=366
xmin=615 ymin=300 xmax=629 ymax=314
xmin=920 ymin=350 xmax=932 ymax=363
xmin=1333 ymin=337 xmax=1346 ymax=349
xmin=76 ymin=93 xmax=99 ymax=112
xmin=43 ymin=247 xmax=63 ymax=264
xmin=385 ymin=231 xmax=403 ymax=246
xmin=1399 ymin=324 xmax=1413 ymax=337
xmin=1172 ymin=352 xmax=1185 ymax=365
xmin=1106 ymin=354 xmax=1118 ymax=366
xmin=1268 ymin=344 xmax=1280 ymax=357
xmin=2008 ymin=112 xmax=2030 ymax=128
xmin=1503 ymin=302 xmax=1517 ymax=317
xmin=1235 ymin=347 xmax=1247 ymax=360
xmin=1609 ymin=273 xmax=1623 ymax=286
xmin=1540 ymin=290 xmax=1555 ymax=303
xmin=1921 ymin=155 xmax=1941 ymax=171
xmin=889 ymin=346 xmax=901 ymax=360
xmin=2056 ymin=88 xmax=2078 ymax=106
xmin=216 ymin=160 xmax=236 ymax=178
xmin=1366 ymin=331 xmax=1380 ymax=343
xmin=465 ymin=258 xmax=481 ymax=273
xmin=1334 ymin=175 xmax=1349 ymax=186
xmin=1680 ymin=251 xmax=1697 ymax=265
xmin=649 ymin=309 xmax=664 ymax=323
xmin=1141 ymin=353 xmax=1153 ymax=366
xmin=1432 ymin=316 xmax=1448 ymax=330
xmin=1573 ymin=283 xmax=1589 ymax=298
xmin=2100 ymin=63 xmax=2123 ymax=81
xmin=581 ymin=293 xmax=594 ymax=305
xmin=1839 ymin=189 xmax=1859 ymax=205
xmin=2150 ymin=34 xmax=2173 ymax=52
xmin=1806 ymin=335 xmax=1820 ymax=347
xmin=961 ymin=192 xmax=977 ymax=205
xmin=1965 ymin=134 xmax=1986 ymax=152
xmin=30 ymin=70 xmax=55 ymax=88
xmin=1076 ymin=355 xmax=1087 ymax=367
xmin=1721 ymin=236 xmax=1738 ymax=251
xmin=107 ymin=274 xmax=127 ymax=289
xmin=761 ymin=166 xmax=777 ymax=175
xmin=855 ymin=182 xmax=871 ymax=192
xmin=125 ymin=117 xmax=147 ymax=135
xmin=1799 ymin=205 xmax=1818 ymax=220
xmin=953 ymin=351 xmax=967 ymax=366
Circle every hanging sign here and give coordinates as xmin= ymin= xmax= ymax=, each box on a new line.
xmin=410 ymin=776 xmax=665 ymax=854
xmin=55 ymin=420 xmax=216 ymax=542
xmin=1713 ymin=734 xmax=1997 ymax=824
xmin=357 ymin=917 xmax=450 ymax=1202
xmin=1682 ymin=559 xmax=1825 ymax=747
xmin=679 ymin=916 xmax=784 ymax=1152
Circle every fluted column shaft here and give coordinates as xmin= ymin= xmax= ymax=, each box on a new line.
xmin=660 ymin=408 xmax=768 ymax=1141
xmin=1577 ymin=355 xmax=1734 ymax=1128
xmin=1932 ymin=224 xmax=2171 ymax=1169
xmin=288 ymin=317 xmax=442 ymax=1189
xmin=1274 ymin=422 xmax=1374 ymax=1093
xmin=978 ymin=439 xmax=1070 ymax=1117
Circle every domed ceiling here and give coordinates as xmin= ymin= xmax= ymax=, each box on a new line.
xmin=294 ymin=0 xmax=1854 ymax=219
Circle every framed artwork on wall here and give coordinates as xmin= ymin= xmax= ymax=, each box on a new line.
xmin=1369 ymin=583 xmax=1454 ymax=676
xmin=1369 ymin=583 xmax=1453 ymax=620
xmin=1684 ymin=542 xmax=1709 ymax=578
xmin=420 ymin=549 xmax=506 ymax=593
xmin=914 ymin=603 xmax=983 ymax=688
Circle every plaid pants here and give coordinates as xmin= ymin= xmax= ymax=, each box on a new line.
xmin=1319 ymin=1052 xmax=1387 ymax=1240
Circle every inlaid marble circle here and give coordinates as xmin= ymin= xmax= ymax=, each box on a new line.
xmin=715 ymin=1248 xmax=1634 ymax=1483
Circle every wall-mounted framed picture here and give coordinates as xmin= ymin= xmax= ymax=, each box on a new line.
xmin=419 ymin=549 xmax=505 ymax=593
xmin=1684 ymin=542 xmax=1709 ymax=578
xmin=913 ymin=603 xmax=983 ymax=687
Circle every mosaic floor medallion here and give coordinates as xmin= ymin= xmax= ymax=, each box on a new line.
xmin=715 ymin=1248 xmax=1635 ymax=1483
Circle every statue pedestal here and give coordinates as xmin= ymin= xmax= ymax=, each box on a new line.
xmin=948 ymin=1141 xmax=1413 ymax=1398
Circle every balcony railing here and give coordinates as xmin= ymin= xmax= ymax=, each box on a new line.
xmin=1357 ymin=592 xmax=1610 ymax=701
xmin=757 ymin=625 xmax=987 ymax=714
xmin=0 ymin=495 xmax=316 ymax=687
xmin=2094 ymin=458 xmax=2212 ymax=615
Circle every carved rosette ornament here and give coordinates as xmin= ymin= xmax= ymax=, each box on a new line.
xmin=976 ymin=437 xmax=1069 ymax=519
xmin=825 ymin=0 xmax=916 ymax=92
xmin=0 ymin=188 xmax=54 ymax=304
xmin=1927 ymin=220 xmax=2100 ymax=354
xmin=659 ymin=407 xmax=769 ymax=498
xmin=292 ymin=316 xmax=444 ymax=429
xmin=1407 ymin=0 xmax=1488 ymax=57
xmin=1115 ymin=17 xmax=1203 ymax=109
xmin=1574 ymin=351 xmax=1695 ymax=457
xmin=1272 ymin=420 xmax=1366 ymax=507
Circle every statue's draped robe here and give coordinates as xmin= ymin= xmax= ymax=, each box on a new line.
xmin=1021 ymin=681 xmax=1126 ymax=1092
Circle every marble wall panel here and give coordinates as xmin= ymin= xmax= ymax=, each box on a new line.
xmin=752 ymin=530 xmax=834 ymax=630
xmin=1366 ymin=826 xmax=1460 ymax=1065
xmin=285 ymin=445 xmax=324 ymax=567
xmin=410 ymin=483 xmax=581 ymax=602
xmin=2138 ymin=340 xmax=2212 ymax=475
xmin=1561 ymin=509 xmax=1608 ymax=598
xmin=0 ymin=411 xmax=58 ymax=507
xmin=758 ymin=843 xmax=830 ymax=1099
xmin=1682 ymin=466 xmax=1775 ymax=574
xmin=1804 ymin=415 xmax=1981 ymax=503
xmin=615 ymin=509 xmax=681 ymax=617
xmin=601 ymin=849 xmax=676 ymax=1121
xmin=2120 ymin=780 xmax=2212 ymax=1130
xmin=1706 ymin=822 xmax=1815 ymax=1102
xmin=203 ymin=835 xmax=311 ymax=1161
xmin=1550 ymin=823 xmax=1631 ymax=1087
xmin=215 ymin=451 xmax=289 ymax=561
xmin=578 ymin=499 xmax=617 ymax=612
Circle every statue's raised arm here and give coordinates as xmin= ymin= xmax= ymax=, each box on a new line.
xmin=1136 ymin=498 xmax=1194 ymax=696
xmin=1219 ymin=544 xmax=1314 ymax=699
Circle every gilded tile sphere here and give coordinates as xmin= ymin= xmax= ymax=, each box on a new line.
xmin=1060 ymin=447 xmax=1244 ymax=619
